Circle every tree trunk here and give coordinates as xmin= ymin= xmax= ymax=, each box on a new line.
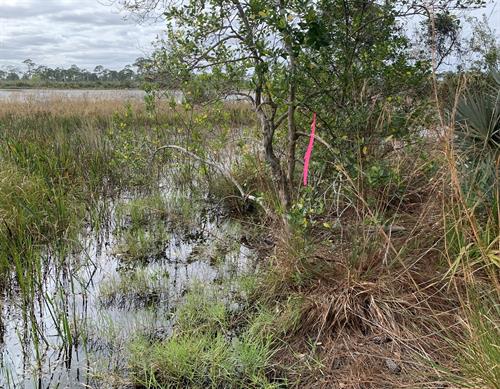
xmin=257 ymin=108 xmax=291 ymax=209
xmin=281 ymin=0 xmax=298 ymax=206
xmin=285 ymin=50 xmax=297 ymax=195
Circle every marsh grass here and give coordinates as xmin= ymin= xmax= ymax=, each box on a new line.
xmin=0 ymin=98 xmax=253 ymax=270
xmin=118 ymin=226 xmax=170 ymax=262
xmin=0 ymin=97 xmax=256 ymax=384
xmin=99 ymin=267 xmax=170 ymax=308
xmin=116 ymin=194 xmax=170 ymax=228
xmin=127 ymin=280 xmax=298 ymax=388
xmin=113 ymin=191 xmax=206 ymax=262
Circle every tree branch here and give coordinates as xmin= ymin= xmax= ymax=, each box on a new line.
xmin=297 ymin=131 xmax=336 ymax=155
xmin=152 ymin=144 xmax=265 ymax=207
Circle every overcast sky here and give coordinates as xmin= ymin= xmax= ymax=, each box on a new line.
xmin=0 ymin=0 xmax=162 ymax=70
xmin=0 ymin=0 xmax=498 ymax=72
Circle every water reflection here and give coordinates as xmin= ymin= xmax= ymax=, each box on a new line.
xmin=0 ymin=192 xmax=255 ymax=387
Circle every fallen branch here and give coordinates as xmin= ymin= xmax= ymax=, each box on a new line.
xmin=152 ymin=144 xmax=262 ymax=205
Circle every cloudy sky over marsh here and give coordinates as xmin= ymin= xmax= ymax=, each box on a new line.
xmin=0 ymin=0 xmax=498 ymax=71
xmin=0 ymin=0 xmax=161 ymax=70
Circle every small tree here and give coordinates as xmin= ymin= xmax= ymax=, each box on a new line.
xmin=120 ymin=0 xmax=487 ymax=212
xmin=22 ymin=59 xmax=36 ymax=80
xmin=121 ymin=0 xmax=333 ymax=210
xmin=467 ymin=15 xmax=500 ymax=72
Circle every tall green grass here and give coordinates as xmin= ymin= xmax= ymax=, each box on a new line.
xmin=0 ymin=99 xmax=256 ymax=284
xmin=437 ymin=74 xmax=500 ymax=387
xmin=451 ymin=294 xmax=500 ymax=388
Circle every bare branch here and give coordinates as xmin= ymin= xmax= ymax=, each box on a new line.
xmin=152 ymin=144 xmax=263 ymax=206
xmin=297 ymin=131 xmax=336 ymax=155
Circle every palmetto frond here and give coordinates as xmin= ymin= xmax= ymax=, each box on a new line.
xmin=456 ymin=72 xmax=500 ymax=153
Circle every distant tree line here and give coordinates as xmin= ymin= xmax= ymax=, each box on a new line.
xmin=0 ymin=58 xmax=153 ymax=89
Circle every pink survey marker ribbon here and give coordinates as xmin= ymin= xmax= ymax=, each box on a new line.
xmin=303 ymin=112 xmax=317 ymax=186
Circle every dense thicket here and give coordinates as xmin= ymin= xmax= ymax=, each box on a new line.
xmin=0 ymin=57 xmax=152 ymax=88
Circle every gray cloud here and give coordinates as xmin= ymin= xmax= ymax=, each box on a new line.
xmin=49 ymin=10 xmax=133 ymax=26
xmin=0 ymin=0 xmax=497 ymax=71
xmin=1 ymin=33 xmax=62 ymax=49
xmin=0 ymin=0 xmax=161 ymax=69
xmin=0 ymin=3 xmax=73 ymax=19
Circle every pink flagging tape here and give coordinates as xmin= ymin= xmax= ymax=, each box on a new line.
xmin=303 ymin=112 xmax=317 ymax=186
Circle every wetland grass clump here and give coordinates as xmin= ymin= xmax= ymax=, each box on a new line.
xmin=115 ymin=191 xmax=203 ymax=233
xmin=0 ymin=115 xmax=108 ymax=280
xmin=0 ymin=164 xmax=84 ymax=267
xmin=127 ymin=279 xmax=300 ymax=388
xmin=116 ymin=194 xmax=170 ymax=229
xmin=114 ymin=191 xmax=199 ymax=264
xmin=99 ymin=267 xmax=170 ymax=308
xmin=115 ymin=224 xmax=170 ymax=262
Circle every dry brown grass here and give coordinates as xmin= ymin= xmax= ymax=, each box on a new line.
xmin=0 ymin=98 xmax=146 ymax=118
xmin=256 ymin=127 xmax=499 ymax=387
xmin=289 ymin=271 xmax=462 ymax=386
xmin=0 ymin=97 xmax=254 ymax=126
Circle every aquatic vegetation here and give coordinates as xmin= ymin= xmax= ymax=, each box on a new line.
xmin=0 ymin=97 xmax=257 ymax=386
xmin=127 ymin=280 xmax=295 ymax=388
xmin=115 ymin=224 xmax=170 ymax=262
xmin=116 ymin=194 xmax=170 ymax=229
xmin=99 ymin=267 xmax=171 ymax=308
xmin=113 ymin=193 xmax=202 ymax=262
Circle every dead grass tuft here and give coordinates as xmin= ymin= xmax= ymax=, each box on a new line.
xmin=256 ymin=135 xmax=497 ymax=387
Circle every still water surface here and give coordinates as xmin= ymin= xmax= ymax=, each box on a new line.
xmin=0 ymin=89 xmax=146 ymax=102
xmin=0 ymin=190 xmax=255 ymax=388
xmin=0 ymin=90 xmax=254 ymax=387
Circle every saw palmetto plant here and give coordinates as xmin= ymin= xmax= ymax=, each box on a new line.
xmin=455 ymin=72 xmax=500 ymax=204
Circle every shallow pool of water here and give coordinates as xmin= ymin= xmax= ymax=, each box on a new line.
xmin=0 ymin=190 xmax=256 ymax=388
